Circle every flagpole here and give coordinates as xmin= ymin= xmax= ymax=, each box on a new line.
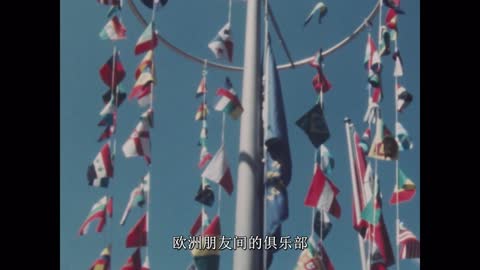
xmin=233 ymin=0 xmax=262 ymax=268
xmin=344 ymin=118 xmax=367 ymax=270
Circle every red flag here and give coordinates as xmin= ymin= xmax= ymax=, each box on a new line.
xmin=126 ymin=214 xmax=147 ymax=248
xmin=366 ymin=216 xmax=395 ymax=267
xmin=121 ymin=248 xmax=142 ymax=270
xmin=99 ymin=52 xmax=126 ymax=88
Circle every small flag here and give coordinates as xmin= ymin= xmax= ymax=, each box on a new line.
xmin=140 ymin=108 xmax=154 ymax=129
xmin=88 ymin=245 xmax=111 ymax=270
xmin=360 ymin=176 xmax=381 ymax=225
xmin=296 ymin=103 xmax=330 ymax=148
xmin=379 ymin=26 xmax=391 ymax=56
xmin=78 ymin=196 xmax=112 ymax=235
xmin=395 ymin=122 xmax=413 ymax=151
xmin=135 ymin=23 xmax=158 ymax=55
xmin=195 ymin=103 xmax=209 ymax=121
xmin=312 ymin=67 xmax=332 ymax=93
xmin=368 ymin=118 xmax=398 ymax=160
xmin=304 ymin=164 xmax=340 ymax=215
xmin=99 ymin=51 xmax=126 ymax=88
xmin=99 ymin=16 xmax=126 ymax=41
xmin=122 ymin=120 xmax=151 ymax=164
xmin=198 ymin=146 xmax=213 ymax=169
xmin=318 ymin=145 xmax=334 ymax=177
xmin=313 ymin=209 xmax=332 ymax=240
xmin=208 ymin=22 xmax=234 ymax=62
xmin=396 ymin=84 xmax=413 ymax=112
xmin=126 ymin=213 xmax=148 ymax=248
xmin=366 ymin=216 xmax=395 ymax=267
xmin=198 ymin=123 xmax=208 ymax=147
xmin=386 ymin=8 xmax=398 ymax=31
xmin=398 ymin=222 xmax=420 ymax=259
xmin=304 ymin=2 xmax=328 ymax=26
xmin=393 ymin=49 xmax=404 ymax=77
xmin=383 ymin=0 xmax=405 ymax=14
xmin=120 ymin=248 xmax=142 ymax=270
xmin=102 ymin=86 xmax=127 ymax=108
xmin=196 ymin=77 xmax=207 ymax=98
xmin=87 ymin=143 xmax=114 ymax=188
xmin=129 ymin=70 xmax=154 ymax=102
xmin=120 ymin=173 xmax=150 ymax=225
xmin=201 ymin=145 xmax=234 ymax=195
xmin=389 ymin=169 xmax=416 ymax=204
xmin=214 ymin=77 xmax=243 ymax=119
xmin=364 ymin=33 xmax=376 ymax=70
xmin=309 ymin=50 xmax=322 ymax=68
xmin=194 ymin=183 xmax=215 ymax=207
xmin=192 ymin=216 xmax=221 ymax=270
xmin=135 ymin=51 xmax=154 ymax=80
xmin=190 ymin=209 xmax=209 ymax=236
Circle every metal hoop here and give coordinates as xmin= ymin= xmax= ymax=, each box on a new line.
xmin=127 ymin=0 xmax=380 ymax=71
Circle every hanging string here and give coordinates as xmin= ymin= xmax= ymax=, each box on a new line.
xmin=217 ymin=112 xmax=226 ymax=217
xmin=228 ymin=0 xmax=233 ymax=24
xmin=394 ymin=36 xmax=401 ymax=270
xmin=262 ymin=2 xmax=269 ymax=268
xmin=201 ymin=59 xmax=208 ymax=234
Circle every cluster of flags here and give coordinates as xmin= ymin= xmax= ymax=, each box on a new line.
xmin=84 ymin=1 xmax=168 ymax=269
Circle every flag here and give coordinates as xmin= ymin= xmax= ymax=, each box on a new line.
xmin=192 ymin=216 xmax=221 ymax=270
xmin=135 ymin=51 xmax=154 ymax=80
xmin=99 ymin=16 xmax=126 ymax=41
xmin=318 ymin=145 xmax=334 ymax=177
xmin=393 ymin=50 xmax=404 ymax=77
xmin=196 ymin=77 xmax=207 ymax=98
xmin=304 ymin=2 xmax=328 ymax=26
xmin=396 ymin=84 xmax=413 ymax=112
xmin=294 ymin=238 xmax=334 ymax=270
xmin=102 ymin=86 xmax=127 ymax=108
xmin=120 ymin=173 xmax=150 ymax=225
xmin=367 ymin=216 xmax=395 ymax=267
xmin=198 ymin=146 xmax=213 ymax=169
xmin=87 ymin=143 xmax=114 ymax=188
xmin=364 ymin=33 xmax=376 ymax=70
xmin=309 ymin=49 xmax=322 ymax=68
xmin=140 ymin=0 xmax=168 ymax=9
xmin=201 ymin=145 xmax=234 ymax=195
xmin=363 ymin=97 xmax=379 ymax=125
xmin=296 ymin=103 xmax=330 ymax=148
xmin=121 ymin=248 xmax=142 ymax=270
xmin=106 ymin=5 xmax=121 ymax=18
xmin=78 ymin=196 xmax=111 ymax=235
xmin=195 ymin=103 xmax=209 ymax=121
xmin=98 ymin=111 xmax=117 ymax=142
xmin=195 ymin=182 xmax=215 ymax=207
xmin=265 ymin=158 xmax=289 ymax=234
xmin=386 ymin=8 xmax=398 ymax=31
xmin=372 ymin=86 xmax=383 ymax=104
xmin=89 ymin=245 xmax=111 ymax=270
xmin=395 ymin=122 xmax=413 ymax=151
xmin=129 ymin=70 xmax=154 ymax=104
xmin=122 ymin=120 xmax=151 ymax=164
xmin=368 ymin=118 xmax=398 ymax=160
xmin=304 ymin=164 xmax=340 ymax=216
xmin=318 ymin=241 xmax=335 ymax=270
xmin=264 ymin=41 xmax=292 ymax=186
xmin=190 ymin=209 xmax=209 ymax=236
xmin=359 ymin=128 xmax=371 ymax=154
xmin=208 ymin=22 xmax=234 ymax=62
xmin=198 ymin=122 xmax=208 ymax=147
xmin=379 ymin=26 xmax=391 ymax=56
xmin=141 ymin=256 xmax=150 ymax=270
xmin=97 ymin=0 xmax=120 ymax=6
xmin=214 ymin=77 xmax=243 ymax=120
xmin=99 ymin=51 xmax=126 ymax=88
xmin=390 ymin=169 xmax=416 ymax=204
xmin=135 ymin=22 xmax=158 ymax=55
xmin=126 ymin=213 xmax=148 ymax=248
xmin=312 ymin=67 xmax=332 ymax=93
xmin=314 ymin=209 xmax=332 ymax=240
xmin=140 ymin=108 xmax=154 ymax=129
xmin=398 ymin=222 xmax=420 ymax=259
xmin=360 ymin=175 xmax=381 ymax=225
xmin=383 ymin=0 xmax=405 ymax=14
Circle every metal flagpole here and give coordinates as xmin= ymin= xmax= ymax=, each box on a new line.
xmin=233 ymin=0 xmax=262 ymax=268
xmin=344 ymin=118 xmax=368 ymax=270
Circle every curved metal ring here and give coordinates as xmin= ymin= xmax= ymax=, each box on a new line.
xmin=127 ymin=0 xmax=379 ymax=71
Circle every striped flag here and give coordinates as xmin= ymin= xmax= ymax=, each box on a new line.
xmin=201 ymin=145 xmax=234 ymax=195
xmin=190 ymin=209 xmax=209 ymax=236
xmin=398 ymin=222 xmax=420 ymax=259
xmin=214 ymin=77 xmax=243 ymax=120
xmin=120 ymin=173 xmax=150 ymax=225
xmin=89 ymin=245 xmax=111 ymax=270
xmin=87 ymin=143 xmax=114 ymax=188
xmin=198 ymin=146 xmax=212 ymax=169
xmin=99 ymin=16 xmax=126 ymax=41
xmin=196 ymin=77 xmax=207 ymax=98
xmin=135 ymin=23 xmax=158 ymax=55
xmin=364 ymin=33 xmax=376 ymax=70
xmin=389 ymin=169 xmax=416 ymax=204
xmin=396 ymin=84 xmax=413 ymax=112
xmin=122 ymin=120 xmax=151 ymax=165
xmin=195 ymin=103 xmax=209 ymax=121
xmin=386 ymin=8 xmax=398 ymax=31
xmin=192 ymin=216 xmax=221 ymax=270
xmin=135 ymin=51 xmax=154 ymax=80
xmin=78 ymin=196 xmax=112 ymax=235
xmin=304 ymin=164 xmax=340 ymax=217
xmin=129 ymin=70 xmax=154 ymax=102
xmin=208 ymin=22 xmax=234 ymax=62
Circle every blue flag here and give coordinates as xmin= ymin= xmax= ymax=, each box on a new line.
xmin=265 ymin=155 xmax=289 ymax=235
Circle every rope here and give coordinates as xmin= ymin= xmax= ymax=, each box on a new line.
xmin=228 ymin=0 xmax=233 ymax=24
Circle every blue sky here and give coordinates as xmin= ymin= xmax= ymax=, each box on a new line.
xmin=60 ymin=0 xmax=419 ymax=269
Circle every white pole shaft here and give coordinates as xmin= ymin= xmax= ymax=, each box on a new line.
xmin=233 ymin=0 xmax=262 ymax=268
xmin=344 ymin=119 xmax=367 ymax=270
